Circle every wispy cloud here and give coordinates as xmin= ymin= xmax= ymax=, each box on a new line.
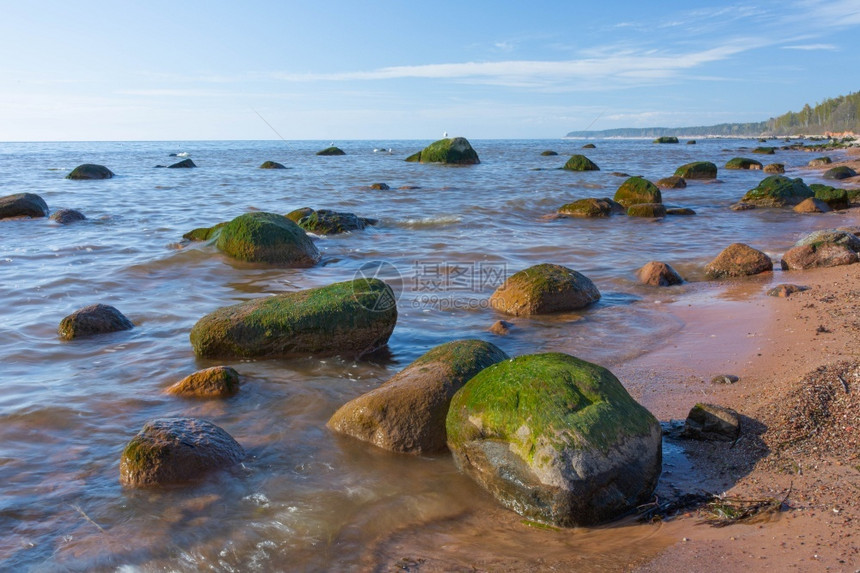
xmin=782 ymin=43 xmax=838 ymax=50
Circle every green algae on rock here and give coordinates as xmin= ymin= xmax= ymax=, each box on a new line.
xmin=190 ymin=278 xmax=397 ymax=359
xmin=66 ymin=163 xmax=114 ymax=180
xmin=613 ymin=176 xmax=662 ymax=208
xmin=626 ymin=203 xmax=667 ymax=218
xmin=119 ymin=417 xmax=244 ymax=487
xmin=404 ymin=137 xmax=480 ymax=165
xmin=183 ymin=221 xmax=227 ymax=241
xmin=752 ymin=146 xmax=776 ymax=154
xmin=763 ymin=163 xmax=785 ymax=174
xmin=292 ymin=208 xmax=376 ymax=235
xmin=808 ymin=157 xmax=832 ymax=167
xmin=724 ymin=157 xmax=763 ymax=170
xmin=316 ymin=146 xmax=345 ymax=156
xmin=562 ymin=155 xmax=600 ymax=171
xmin=489 ymin=263 xmax=600 ymax=316
xmin=740 ymin=175 xmax=813 ymax=207
xmin=215 ymin=212 xmax=320 ymax=265
xmin=446 ymin=352 xmax=661 ymax=526
xmin=653 ymin=136 xmax=679 ymax=144
xmin=557 ymin=197 xmax=624 ymax=218
xmin=327 ymin=339 xmax=509 ymax=454
xmin=810 ymin=184 xmax=849 ymax=210
xmin=673 ymin=161 xmax=716 ymax=179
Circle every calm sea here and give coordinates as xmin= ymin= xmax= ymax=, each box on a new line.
xmin=0 ymin=138 xmax=853 ymax=570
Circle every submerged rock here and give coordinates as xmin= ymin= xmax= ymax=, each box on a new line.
xmin=767 ymin=284 xmax=809 ymax=297
xmin=674 ymin=161 xmax=717 ymax=180
xmin=119 ymin=417 xmax=244 ymax=487
xmin=557 ymin=197 xmax=624 ymax=218
xmin=562 ymin=155 xmax=599 ymax=171
xmin=316 ymin=146 xmax=345 ymax=156
xmin=168 ymin=159 xmax=197 ymax=168
xmin=66 ymin=164 xmax=114 ymax=180
xmin=166 ymin=366 xmax=240 ymax=398
xmin=215 ymin=212 xmax=320 ymax=266
xmin=740 ymin=175 xmax=813 ymax=207
xmin=704 ymin=243 xmax=773 ymax=279
xmin=58 ymin=304 xmax=133 ymax=340
xmin=327 ymin=340 xmax=509 ymax=454
xmin=613 ymin=176 xmax=662 ymax=208
xmin=259 ymin=161 xmax=287 ymax=169
xmin=682 ymin=403 xmax=740 ymax=442
xmin=655 ymin=176 xmax=686 ymax=189
xmin=724 ymin=157 xmax=763 ymax=170
xmin=489 ymin=263 xmax=600 ymax=316
xmin=190 ymin=278 xmax=397 ymax=359
xmin=0 ymin=193 xmax=49 ymax=219
xmin=752 ymin=147 xmax=775 ymax=155
xmin=666 ymin=207 xmax=696 ymax=216
xmin=637 ymin=261 xmax=683 ymax=286
xmin=370 ymin=182 xmax=390 ymax=190
xmin=446 ymin=352 xmax=662 ymax=526
xmin=627 ymin=203 xmax=666 ymax=218
xmin=50 ymin=208 xmax=86 ymax=224
xmin=292 ymin=208 xmax=375 ymax=235
xmin=405 ymin=137 xmax=480 ymax=165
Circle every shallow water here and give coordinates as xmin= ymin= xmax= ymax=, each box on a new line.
xmin=0 ymin=138 xmax=855 ymax=571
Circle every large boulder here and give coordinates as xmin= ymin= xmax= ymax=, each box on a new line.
xmin=674 ymin=161 xmax=717 ymax=179
xmin=215 ymin=212 xmax=320 ymax=266
xmin=704 ymin=243 xmax=773 ymax=279
xmin=781 ymin=230 xmax=860 ymax=270
xmin=66 ymin=164 xmax=114 ymax=180
xmin=166 ymin=366 xmax=240 ymax=398
xmin=327 ymin=340 xmax=509 ymax=454
xmin=562 ymin=155 xmax=599 ymax=171
xmin=0 ymin=193 xmax=49 ymax=219
xmin=613 ymin=176 xmax=662 ymax=208
xmin=810 ymin=184 xmax=849 ymax=210
xmin=119 ymin=418 xmax=244 ymax=487
xmin=637 ymin=261 xmax=683 ymax=286
xmin=405 ymin=137 xmax=480 ymax=165
xmin=190 ymin=278 xmax=397 ymax=359
xmin=823 ymin=166 xmax=857 ymax=180
xmin=557 ymin=197 xmax=624 ymax=218
xmin=58 ymin=304 xmax=133 ymax=340
xmin=724 ymin=157 xmax=763 ymax=170
xmin=446 ymin=353 xmax=662 ymax=526
xmin=740 ymin=175 xmax=813 ymax=207
xmin=489 ymin=263 xmax=600 ymax=316
xmin=292 ymin=208 xmax=375 ymax=235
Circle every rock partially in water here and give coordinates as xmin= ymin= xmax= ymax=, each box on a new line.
xmin=767 ymin=284 xmax=809 ymax=297
xmin=489 ymin=263 xmax=600 ymax=316
xmin=405 ymin=137 xmax=479 ymax=165
xmin=562 ymin=155 xmax=599 ymax=171
xmin=0 ymin=193 xmax=49 ymax=219
xmin=613 ymin=176 xmax=661 ymax=208
xmin=557 ymin=197 xmax=624 ymax=218
xmin=763 ymin=163 xmax=785 ymax=174
xmin=704 ymin=243 xmax=773 ymax=279
xmin=724 ymin=157 xmax=763 ymax=170
xmin=215 ymin=212 xmax=320 ymax=265
xmin=327 ymin=340 xmax=509 ymax=454
xmin=626 ymin=203 xmax=666 ymax=218
xmin=50 ymin=208 xmax=86 ymax=224
xmin=810 ymin=184 xmax=849 ymax=210
xmin=823 ymin=166 xmax=856 ymax=180
xmin=653 ymin=136 xmax=679 ymax=144
xmin=741 ymin=175 xmax=813 ymax=207
xmin=292 ymin=208 xmax=376 ymax=235
xmin=666 ymin=207 xmax=696 ymax=216
xmin=119 ymin=417 xmax=244 ymax=487
xmin=682 ymin=403 xmax=740 ymax=442
xmin=316 ymin=146 xmax=345 ymax=156
xmin=488 ymin=320 xmax=514 ymax=335
xmin=446 ymin=352 xmax=662 ymax=526
xmin=540 ymin=150 xmax=559 ymax=156
xmin=752 ymin=147 xmax=775 ymax=155
xmin=370 ymin=182 xmax=390 ymax=190
xmin=686 ymin=140 xmax=696 ymax=145
xmin=58 ymin=304 xmax=133 ymax=340
xmin=190 ymin=278 xmax=397 ymax=359
xmin=655 ymin=176 xmax=686 ymax=189
xmin=808 ymin=156 xmax=832 ymax=167
xmin=637 ymin=261 xmax=683 ymax=286
xmin=581 ymin=143 xmax=597 ymax=149
xmin=793 ymin=197 xmax=831 ymax=213
xmin=259 ymin=161 xmax=287 ymax=169
xmin=168 ymin=158 xmax=197 ymax=168
xmin=166 ymin=366 xmax=240 ymax=398
xmin=673 ymin=161 xmax=717 ymax=180
xmin=66 ymin=164 xmax=114 ymax=180
xmin=183 ymin=222 xmax=227 ymax=241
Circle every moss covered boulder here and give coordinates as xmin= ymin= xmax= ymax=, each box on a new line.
xmin=215 ymin=212 xmax=320 ymax=266
xmin=613 ymin=176 xmax=662 ymax=208
xmin=810 ymin=184 xmax=849 ymax=210
xmin=637 ymin=261 xmax=683 ymax=286
xmin=446 ymin=353 xmax=661 ymax=526
xmin=166 ymin=366 xmax=240 ymax=398
xmin=292 ymin=208 xmax=376 ymax=235
xmin=327 ymin=340 xmax=509 ymax=454
xmin=653 ymin=136 xmax=679 ymax=144
xmin=823 ymin=166 xmax=857 ymax=180
xmin=740 ymin=176 xmax=813 ymax=207
xmin=119 ymin=417 xmax=244 ymax=488
xmin=627 ymin=203 xmax=666 ymax=218
xmin=0 ymin=193 xmax=49 ymax=219
xmin=404 ymin=137 xmax=480 ymax=165
xmin=752 ymin=147 xmax=775 ymax=155
xmin=66 ymin=164 xmax=114 ymax=180
xmin=190 ymin=278 xmax=397 ymax=359
xmin=562 ymin=155 xmax=600 ymax=171
xmin=655 ymin=176 xmax=686 ymax=189
xmin=557 ymin=197 xmax=624 ymax=218
xmin=673 ymin=161 xmax=717 ymax=180
xmin=59 ymin=304 xmax=133 ymax=340
xmin=489 ymin=263 xmax=600 ymax=316
xmin=808 ymin=157 xmax=832 ymax=167
xmin=540 ymin=150 xmax=559 ymax=156
xmin=316 ymin=146 xmax=345 ymax=156
xmin=725 ymin=157 xmax=763 ymax=170
xmin=259 ymin=161 xmax=286 ymax=169
xmin=763 ymin=163 xmax=785 ymax=174
xmin=183 ymin=221 xmax=227 ymax=241
xmin=704 ymin=243 xmax=773 ymax=279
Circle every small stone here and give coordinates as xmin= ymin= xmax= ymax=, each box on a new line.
xmin=710 ymin=374 xmax=739 ymax=384
xmin=637 ymin=261 xmax=683 ymax=286
xmin=370 ymin=182 xmax=390 ymax=190
xmin=767 ymin=284 xmax=809 ymax=297
xmin=682 ymin=403 xmax=741 ymax=441
xmin=793 ymin=197 xmax=831 ymax=213
xmin=166 ymin=366 xmax=240 ymax=398
xmin=59 ymin=304 xmax=133 ymax=340
xmin=488 ymin=320 xmax=514 ymax=335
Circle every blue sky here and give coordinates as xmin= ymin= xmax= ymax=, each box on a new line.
xmin=2 ymin=0 xmax=859 ymax=141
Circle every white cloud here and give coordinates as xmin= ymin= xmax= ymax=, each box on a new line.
xmin=782 ymin=43 xmax=838 ymax=50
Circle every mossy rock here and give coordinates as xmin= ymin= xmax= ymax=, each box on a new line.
xmin=653 ymin=136 xmax=679 ymax=144
xmin=166 ymin=366 xmax=240 ymax=398
xmin=793 ymin=229 xmax=860 ymax=252
xmin=673 ymin=161 xmax=717 ymax=179
xmin=0 ymin=193 xmax=49 ymax=219
xmin=183 ymin=221 xmax=227 ymax=242
xmin=259 ymin=161 xmax=287 ymax=169
xmin=808 ymin=157 xmax=832 ymax=167
xmin=66 ymin=164 xmax=114 ymax=180
xmin=763 ymin=163 xmax=784 ymax=174
xmin=540 ymin=150 xmax=559 ymax=156
xmin=655 ymin=176 xmax=686 ymax=189
xmin=557 ymin=197 xmax=623 ymax=218
xmin=446 ymin=352 xmax=661 ymax=526
xmin=562 ymin=155 xmax=599 ymax=171
xmin=613 ymin=176 xmax=662 ymax=208
xmin=489 ymin=263 xmax=600 ymax=316
xmin=168 ymin=159 xmax=197 ymax=168
xmin=686 ymin=140 xmax=696 ymax=145
xmin=752 ymin=147 xmax=775 ymax=154
xmin=740 ymin=176 xmax=813 ymax=207
xmin=119 ymin=417 xmax=244 ymax=487
xmin=725 ymin=157 xmax=763 ymax=170
xmin=215 ymin=212 xmax=320 ymax=266
xmin=810 ymin=184 xmax=849 ymax=210
xmin=58 ymin=304 xmax=133 ymax=340
xmin=404 ymin=137 xmax=479 ymax=165
xmin=704 ymin=243 xmax=773 ymax=279
xmin=316 ymin=146 xmax=345 ymax=156
xmin=627 ymin=203 xmax=667 ymax=218
xmin=823 ymin=166 xmax=857 ymax=180
xmin=848 ymin=188 xmax=860 ymax=203
xmin=294 ymin=209 xmax=374 ymax=235
xmin=581 ymin=143 xmax=596 ymax=149
xmin=285 ymin=207 xmax=315 ymax=223
xmin=327 ymin=340 xmax=509 ymax=454
xmin=190 ymin=278 xmax=397 ymax=359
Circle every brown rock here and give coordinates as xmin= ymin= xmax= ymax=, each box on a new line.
xmin=50 ymin=208 xmax=86 ymax=224
xmin=166 ymin=366 xmax=240 ymax=398
xmin=655 ymin=176 xmax=687 ymax=189
xmin=489 ymin=263 xmax=600 ymax=316
xmin=704 ymin=243 xmax=773 ymax=279
xmin=488 ymin=320 xmax=514 ymax=335
xmin=637 ymin=261 xmax=683 ymax=286
xmin=793 ymin=197 xmax=831 ymax=213
xmin=682 ymin=403 xmax=740 ymax=441
xmin=710 ymin=374 xmax=739 ymax=384
xmin=780 ymin=244 xmax=859 ymax=270
xmin=730 ymin=202 xmax=756 ymax=211
xmin=58 ymin=304 xmax=133 ymax=340
xmin=763 ymin=163 xmax=785 ymax=174
xmin=766 ymin=284 xmax=809 ymax=297
xmin=666 ymin=207 xmax=696 ymax=216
